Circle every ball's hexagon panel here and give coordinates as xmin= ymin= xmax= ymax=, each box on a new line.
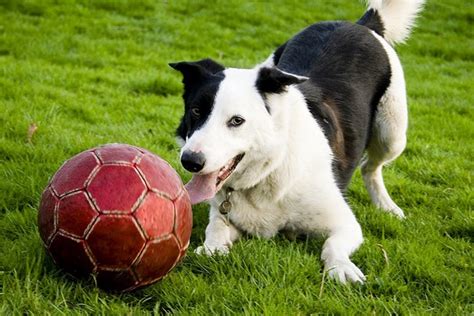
xmin=95 ymin=144 xmax=141 ymax=165
xmin=134 ymin=192 xmax=175 ymax=240
xmin=137 ymin=154 xmax=182 ymax=200
xmin=58 ymin=191 xmax=99 ymax=237
xmin=133 ymin=236 xmax=180 ymax=283
xmin=173 ymin=192 xmax=192 ymax=248
xmin=96 ymin=269 xmax=138 ymax=292
xmin=88 ymin=165 xmax=146 ymax=213
xmin=38 ymin=187 xmax=58 ymax=245
xmin=86 ymin=215 xmax=146 ymax=269
xmin=49 ymin=233 xmax=95 ymax=276
xmin=51 ymin=151 xmax=99 ymax=197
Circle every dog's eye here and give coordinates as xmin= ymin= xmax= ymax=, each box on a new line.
xmin=191 ymin=107 xmax=200 ymax=118
xmin=228 ymin=115 xmax=245 ymax=127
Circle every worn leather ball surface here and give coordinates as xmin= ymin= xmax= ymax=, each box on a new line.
xmin=38 ymin=143 xmax=192 ymax=292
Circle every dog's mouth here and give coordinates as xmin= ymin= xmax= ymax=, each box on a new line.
xmin=216 ymin=153 xmax=244 ymax=190
xmin=185 ymin=153 xmax=245 ymax=205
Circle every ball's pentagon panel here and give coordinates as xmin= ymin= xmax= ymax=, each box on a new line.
xmin=137 ymin=153 xmax=182 ymax=200
xmin=86 ymin=215 xmax=146 ymax=268
xmin=134 ymin=192 xmax=175 ymax=240
xmin=51 ymin=151 xmax=100 ymax=197
xmin=57 ymin=191 xmax=99 ymax=238
xmin=95 ymin=144 xmax=141 ymax=165
xmin=49 ymin=233 xmax=95 ymax=275
xmin=173 ymin=192 xmax=192 ymax=249
xmin=88 ymin=165 xmax=147 ymax=213
xmin=96 ymin=269 xmax=137 ymax=292
xmin=134 ymin=236 xmax=181 ymax=284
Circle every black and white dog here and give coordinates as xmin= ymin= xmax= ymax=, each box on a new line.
xmin=170 ymin=0 xmax=424 ymax=283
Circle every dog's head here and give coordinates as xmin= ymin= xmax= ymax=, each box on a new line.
xmin=170 ymin=58 xmax=307 ymax=204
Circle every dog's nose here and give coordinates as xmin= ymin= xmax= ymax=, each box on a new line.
xmin=181 ymin=150 xmax=206 ymax=172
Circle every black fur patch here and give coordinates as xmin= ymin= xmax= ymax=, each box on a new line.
xmin=275 ymin=21 xmax=391 ymax=190
xmin=273 ymin=43 xmax=287 ymax=65
xmin=170 ymin=59 xmax=225 ymax=140
xmin=357 ymin=9 xmax=385 ymax=37
xmin=256 ymin=67 xmax=307 ymax=95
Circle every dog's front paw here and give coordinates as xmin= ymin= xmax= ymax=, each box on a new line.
xmin=325 ymin=259 xmax=366 ymax=284
xmin=194 ymin=243 xmax=230 ymax=256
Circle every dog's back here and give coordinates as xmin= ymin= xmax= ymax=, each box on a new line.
xmin=263 ymin=0 xmax=423 ymax=190
xmin=273 ymin=21 xmax=392 ymax=189
xmin=274 ymin=22 xmax=390 ymax=189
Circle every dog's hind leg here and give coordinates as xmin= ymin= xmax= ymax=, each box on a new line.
xmin=361 ymin=32 xmax=408 ymax=218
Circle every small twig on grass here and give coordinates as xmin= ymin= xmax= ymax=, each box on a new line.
xmin=319 ymin=267 xmax=332 ymax=299
xmin=27 ymin=123 xmax=38 ymax=143
xmin=377 ymin=243 xmax=390 ymax=267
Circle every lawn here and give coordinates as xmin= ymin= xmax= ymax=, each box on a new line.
xmin=0 ymin=0 xmax=472 ymax=314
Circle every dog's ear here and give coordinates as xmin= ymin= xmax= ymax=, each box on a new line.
xmin=191 ymin=58 xmax=225 ymax=74
xmin=169 ymin=58 xmax=225 ymax=86
xmin=256 ymin=67 xmax=308 ymax=94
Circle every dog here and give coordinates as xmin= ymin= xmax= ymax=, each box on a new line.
xmin=170 ymin=0 xmax=424 ymax=283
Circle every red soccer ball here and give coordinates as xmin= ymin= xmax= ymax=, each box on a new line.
xmin=38 ymin=144 xmax=192 ymax=292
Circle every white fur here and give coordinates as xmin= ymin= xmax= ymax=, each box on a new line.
xmin=190 ymin=69 xmax=366 ymax=283
xmin=361 ymin=31 xmax=408 ymax=218
xmin=367 ymin=0 xmax=425 ymax=45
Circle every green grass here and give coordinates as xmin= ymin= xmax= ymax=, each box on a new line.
xmin=0 ymin=0 xmax=473 ymax=314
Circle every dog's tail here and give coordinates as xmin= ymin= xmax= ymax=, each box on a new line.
xmin=357 ymin=0 xmax=425 ymax=45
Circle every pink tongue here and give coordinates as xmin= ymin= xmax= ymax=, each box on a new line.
xmin=185 ymin=171 xmax=219 ymax=205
